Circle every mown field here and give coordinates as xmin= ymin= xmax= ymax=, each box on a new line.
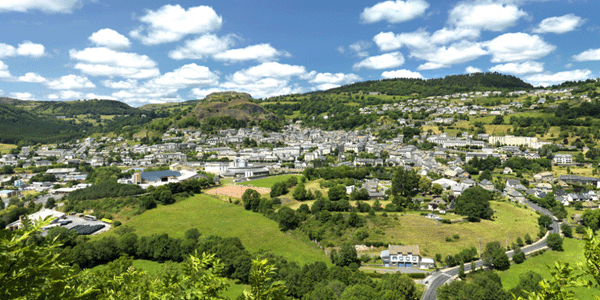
xmin=0 ymin=143 xmax=17 ymax=154
xmin=115 ymin=193 xmax=329 ymax=266
xmin=498 ymin=238 xmax=600 ymax=299
xmin=238 ymin=174 xmax=302 ymax=188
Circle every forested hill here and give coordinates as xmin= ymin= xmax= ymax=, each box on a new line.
xmin=0 ymin=103 xmax=91 ymax=144
xmin=322 ymin=72 xmax=534 ymax=96
xmin=32 ymin=99 xmax=140 ymax=116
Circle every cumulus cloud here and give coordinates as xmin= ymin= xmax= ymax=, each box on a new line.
xmin=309 ymin=72 xmax=362 ymax=90
xmin=228 ymin=62 xmax=308 ymax=83
xmin=169 ymin=34 xmax=235 ymax=60
xmin=69 ymin=47 xmax=160 ymax=79
xmin=485 ymin=33 xmax=555 ymax=63
xmin=46 ymin=75 xmax=96 ymax=90
xmin=381 ymin=69 xmax=423 ymax=79
xmin=16 ymin=41 xmax=45 ymax=57
xmin=465 ymin=66 xmax=482 ymax=73
xmin=0 ymin=0 xmax=81 ymax=14
xmin=533 ymin=14 xmax=584 ymax=34
xmin=489 ymin=61 xmax=544 ymax=75
xmin=10 ymin=92 xmax=33 ymax=100
xmin=349 ymin=41 xmax=371 ymax=57
xmin=0 ymin=41 xmax=45 ymax=58
xmin=373 ymin=30 xmax=430 ymax=52
xmin=572 ymin=48 xmax=600 ymax=62
xmin=430 ymin=27 xmax=480 ymax=44
xmin=448 ymin=2 xmax=527 ymax=31
xmin=360 ymin=0 xmax=429 ymax=24
xmin=189 ymin=87 xmax=225 ymax=99
xmin=353 ymin=52 xmax=405 ymax=70
xmin=89 ymin=28 xmax=131 ymax=50
xmin=213 ymin=44 xmax=289 ymax=63
xmin=130 ymin=4 xmax=222 ymax=45
xmin=101 ymin=79 xmax=138 ymax=89
xmin=219 ymin=62 xmax=310 ymax=98
xmin=85 ymin=93 xmax=117 ymax=100
xmin=525 ymin=69 xmax=593 ymax=87
xmin=413 ymin=41 xmax=487 ymax=70
xmin=0 ymin=61 xmax=12 ymax=78
xmin=17 ymin=72 xmax=46 ymax=83
xmin=145 ymin=63 xmax=219 ymax=90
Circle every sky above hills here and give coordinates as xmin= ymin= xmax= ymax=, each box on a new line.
xmin=0 ymin=0 xmax=598 ymax=106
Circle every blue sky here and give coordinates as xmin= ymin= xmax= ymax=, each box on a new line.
xmin=0 ymin=0 xmax=598 ymax=106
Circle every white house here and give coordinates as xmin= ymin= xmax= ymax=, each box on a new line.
xmin=381 ymin=245 xmax=434 ymax=269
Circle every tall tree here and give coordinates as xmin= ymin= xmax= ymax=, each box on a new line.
xmin=455 ymin=186 xmax=493 ymax=221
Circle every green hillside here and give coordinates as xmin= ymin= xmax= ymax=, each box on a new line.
xmin=0 ymin=103 xmax=91 ymax=144
xmin=32 ymin=99 xmax=140 ymax=116
xmin=115 ymin=193 xmax=329 ymax=266
xmin=322 ymin=72 xmax=534 ymax=96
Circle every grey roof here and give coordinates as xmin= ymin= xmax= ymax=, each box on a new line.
xmin=141 ymin=171 xmax=181 ymax=181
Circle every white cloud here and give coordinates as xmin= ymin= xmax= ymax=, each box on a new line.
xmin=57 ymin=90 xmax=83 ymax=99
xmin=489 ymin=61 xmax=544 ymax=75
xmin=0 ymin=0 xmax=81 ymax=14
xmin=448 ymin=2 xmax=527 ymax=31
xmin=525 ymin=69 xmax=593 ymax=87
xmin=353 ymin=52 xmax=405 ymax=70
xmin=101 ymin=79 xmax=138 ymax=89
xmin=361 ymin=0 xmax=429 ymax=24
xmin=89 ymin=28 xmax=131 ymax=50
xmin=533 ymin=14 xmax=584 ymax=34
xmin=0 ymin=61 xmax=11 ymax=78
xmin=47 ymin=94 xmax=59 ymax=100
xmin=465 ymin=66 xmax=482 ymax=73
xmin=189 ymin=88 xmax=225 ymax=99
xmin=146 ymin=63 xmax=219 ymax=90
xmin=572 ymin=48 xmax=600 ymax=62
xmin=130 ymin=4 xmax=222 ymax=45
xmin=412 ymin=41 xmax=487 ymax=70
xmin=382 ymin=69 xmax=423 ymax=79
xmin=430 ymin=27 xmax=480 ymax=44
xmin=349 ymin=41 xmax=371 ymax=57
xmin=213 ymin=44 xmax=289 ymax=63
xmin=69 ymin=47 xmax=159 ymax=79
xmin=0 ymin=41 xmax=44 ymax=58
xmin=46 ymin=75 xmax=96 ymax=90
xmin=85 ymin=93 xmax=117 ymax=100
xmin=0 ymin=44 xmax=16 ymax=58
xmin=309 ymin=72 xmax=362 ymax=90
xmin=220 ymin=77 xmax=307 ymax=99
xmin=10 ymin=92 xmax=33 ymax=100
xmin=17 ymin=72 xmax=46 ymax=83
xmin=169 ymin=34 xmax=235 ymax=60
xmin=229 ymin=62 xmax=308 ymax=83
xmin=485 ymin=33 xmax=555 ymax=63
xmin=373 ymin=30 xmax=430 ymax=52
xmin=337 ymin=46 xmax=345 ymax=54
xmin=418 ymin=62 xmax=447 ymax=70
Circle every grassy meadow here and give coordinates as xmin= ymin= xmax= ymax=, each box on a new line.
xmin=498 ymin=238 xmax=600 ymax=299
xmin=238 ymin=174 xmax=302 ymax=188
xmin=0 ymin=143 xmax=17 ymax=154
xmin=115 ymin=193 xmax=329 ymax=266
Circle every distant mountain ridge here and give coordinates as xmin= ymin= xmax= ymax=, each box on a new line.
xmin=319 ymin=72 xmax=534 ymax=96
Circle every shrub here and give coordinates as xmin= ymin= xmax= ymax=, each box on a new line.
xmin=112 ymin=220 xmax=122 ymax=227
xmin=561 ymin=223 xmax=573 ymax=238
xmin=441 ymin=218 xmax=451 ymax=224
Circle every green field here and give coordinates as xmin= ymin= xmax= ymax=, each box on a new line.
xmin=116 ymin=193 xmax=329 ymax=266
xmin=337 ymin=201 xmax=539 ymax=258
xmin=0 ymin=143 xmax=17 ymax=154
xmin=238 ymin=174 xmax=302 ymax=188
xmin=498 ymin=238 xmax=600 ymax=299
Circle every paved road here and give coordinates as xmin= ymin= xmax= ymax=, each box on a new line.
xmin=421 ymin=200 xmax=560 ymax=300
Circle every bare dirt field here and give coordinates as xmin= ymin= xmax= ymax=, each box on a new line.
xmin=205 ymin=184 xmax=271 ymax=198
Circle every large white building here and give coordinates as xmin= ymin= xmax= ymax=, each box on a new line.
xmin=553 ymin=154 xmax=573 ymax=164
xmin=488 ymin=135 xmax=549 ymax=149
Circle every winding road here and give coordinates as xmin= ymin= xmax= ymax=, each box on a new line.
xmin=420 ymin=200 xmax=560 ymax=300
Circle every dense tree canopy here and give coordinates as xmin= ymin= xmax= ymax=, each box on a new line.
xmin=455 ymin=186 xmax=493 ymax=221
